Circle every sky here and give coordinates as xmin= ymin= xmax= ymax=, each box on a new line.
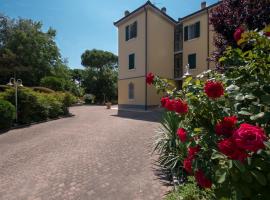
xmin=0 ymin=0 xmax=218 ymax=68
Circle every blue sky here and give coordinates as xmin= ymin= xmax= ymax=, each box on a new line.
xmin=0 ymin=0 xmax=218 ymax=68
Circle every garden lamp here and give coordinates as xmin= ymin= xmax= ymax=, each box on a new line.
xmin=182 ymin=64 xmax=192 ymax=79
xmin=6 ymin=78 xmax=23 ymax=123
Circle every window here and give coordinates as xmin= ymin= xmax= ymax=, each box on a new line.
xmin=129 ymin=54 xmax=135 ymax=69
xmin=174 ymin=53 xmax=183 ymax=78
xmin=174 ymin=24 xmax=183 ymax=52
xmin=188 ymin=54 xmax=196 ymax=69
xmin=125 ymin=21 xmax=137 ymax=41
xmin=128 ymin=82 xmax=134 ymax=100
xmin=184 ymin=21 xmax=200 ymax=41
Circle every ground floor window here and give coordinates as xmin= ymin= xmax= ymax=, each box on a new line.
xmin=188 ymin=53 xmax=196 ymax=69
xmin=128 ymin=82 xmax=134 ymax=99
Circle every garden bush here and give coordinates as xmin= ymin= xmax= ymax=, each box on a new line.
xmin=0 ymin=88 xmax=75 ymax=124
xmin=165 ymin=177 xmax=215 ymax=200
xmin=150 ymin=27 xmax=270 ymax=199
xmin=31 ymin=86 xmax=55 ymax=93
xmin=0 ymin=99 xmax=15 ymax=130
xmin=40 ymin=76 xmax=66 ymax=91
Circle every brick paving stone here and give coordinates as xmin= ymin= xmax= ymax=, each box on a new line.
xmin=0 ymin=106 xmax=169 ymax=200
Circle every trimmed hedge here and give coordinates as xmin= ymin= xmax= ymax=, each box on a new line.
xmin=0 ymin=99 xmax=15 ymax=130
xmin=0 ymin=88 xmax=77 ymax=125
xmin=31 ymin=86 xmax=55 ymax=93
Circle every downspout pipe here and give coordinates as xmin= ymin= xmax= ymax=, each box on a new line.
xmin=144 ymin=6 xmax=148 ymax=110
xmin=207 ymin=9 xmax=210 ymax=70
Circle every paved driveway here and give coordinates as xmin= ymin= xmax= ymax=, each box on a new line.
xmin=0 ymin=106 xmax=169 ymax=200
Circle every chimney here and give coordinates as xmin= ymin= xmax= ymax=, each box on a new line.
xmin=124 ymin=10 xmax=130 ymax=16
xmin=201 ymin=1 xmax=207 ymax=9
xmin=161 ymin=7 xmax=166 ymax=13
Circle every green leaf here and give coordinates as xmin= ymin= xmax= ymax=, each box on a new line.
xmin=235 ymin=94 xmax=245 ymax=101
xmin=233 ymin=161 xmax=246 ymax=172
xmin=264 ymin=141 xmax=270 ymax=150
xmin=238 ymin=111 xmax=252 ymax=116
xmin=250 ymin=112 xmax=265 ymax=120
xmin=251 ymin=170 xmax=267 ymax=186
xmin=244 ymin=94 xmax=256 ymax=100
xmin=211 ymin=151 xmax=226 ymax=160
xmin=216 ymin=170 xmax=227 ymax=184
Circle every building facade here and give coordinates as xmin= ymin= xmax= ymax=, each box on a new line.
xmin=114 ymin=1 xmax=219 ymax=110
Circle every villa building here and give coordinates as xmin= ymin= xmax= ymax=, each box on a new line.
xmin=114 ymin=1 xmax=220 ymax=110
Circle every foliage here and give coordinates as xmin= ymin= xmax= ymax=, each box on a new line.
xmin=81 ymin=49 xmax=118 ymax=69
xmin=0 ymin=14 xmax=61 ymax=86
xmin=0 ymin=87 xmax=76 ymax=124
xmin=84 ymin=94 xmax=96 ymax=104
xmin=152 ymin=30 xmax=270 ymax=199
xmin=0 ymin=99 xmax=15 ymax=130
xmin=209 ymin=0 xmax=270 ymax=62
xmin=82 ymin=67 xmax=118 ymax=102
xmin=31 ymin=86 xmax=55 ymax=93
xmin=165 ymin=177 xmax=215 ymax=200
xmin=40 ymin=76 xmax=66 ymax=91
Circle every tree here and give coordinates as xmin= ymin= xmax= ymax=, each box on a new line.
xmin=0 ymin=14 xmax=61 ymax=85
xmin=209 ymin=0 xmax=270 ymax=62
xmin=81 ymin=49 xmax=118 ymax=69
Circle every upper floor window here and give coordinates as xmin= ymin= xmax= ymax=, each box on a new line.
xmin=174 ymin=24 xmax=183 ymax=52
xmin=129 ymin=53 xmax=135 ymax=69
xmin=184 ymin=21 xmax=200 ymax=41
xmin=128 ymin=82 xmax=134 ymax=100
xmin=188 ymin=53 xmax=196 ymax=69
xmin=126 ymin=21 xmax=137 ymax=41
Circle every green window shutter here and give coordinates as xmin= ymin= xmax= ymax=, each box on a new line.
xmin=195 ymin=21 xmax=200 ymax=38
xmin=188 ymin=54 xmax=196 ymax=69
xmin=128 ymin=83 xmax=134 ymax=99
xmin=129 ymin=54 xmax=135 ymax=69
xmin=125 ymin=25 xmax=129 ymax=41
xmin=184 ymin=26 xmax=188 ymax=41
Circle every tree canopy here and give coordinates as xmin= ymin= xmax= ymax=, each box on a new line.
xmin=81 ymin=49 xmax=118 ymax=69
xmin=0 ymin=14 xmax=62 ymax=85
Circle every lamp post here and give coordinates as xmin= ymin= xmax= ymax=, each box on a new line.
xmin=7 ymin=78 xmax=23 ymax=123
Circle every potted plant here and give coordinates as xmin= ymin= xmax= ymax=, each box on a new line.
xmin=105 ymin=102 xmax=112 ymax=109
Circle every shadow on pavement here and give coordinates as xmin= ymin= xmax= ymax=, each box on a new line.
xmin=111 ymin=109 xmax=163 ymax=123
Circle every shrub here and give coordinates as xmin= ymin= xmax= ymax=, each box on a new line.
xmin=0 ymin=99 xmax=15 ymax=130
xmin=0 ymin=85 xmax=10 ymax=92
xmin=1 ymin=88 xmax=74 ymax=124
xmin=151 ymin=29 xmax=270 ymax=199
xmin=40 ymin=76 xmax=65 ymax=91
xmin=84 ymin=94 xmax=96 ymax=104
xmin=31 ymin=86 xmax=55 ymax=93
xmin=165 ymin=177 xmax=215 ymax=200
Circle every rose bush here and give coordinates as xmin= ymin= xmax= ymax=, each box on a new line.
xmin=152 ymin=28 xmax=270 ymax=199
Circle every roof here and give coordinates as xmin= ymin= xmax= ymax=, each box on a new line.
xmin=113 ymin=1 xmax=178 ymax=26
xmin=179 ymin=1 xmax=221 ymax=22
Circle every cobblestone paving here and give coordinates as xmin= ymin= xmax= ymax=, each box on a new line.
xmin=0 ymin=106 xmax=169 ymax=200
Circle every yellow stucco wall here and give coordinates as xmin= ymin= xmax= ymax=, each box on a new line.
xmin=118 ymin=77 xmax=146 ymax=106
xmin=147 ymin=8 xmax=175 ymax=106
xmin=118 ymin=11 xmax=146 ymax=79
xmin=182 ymin=11 xmax=209 ymax=76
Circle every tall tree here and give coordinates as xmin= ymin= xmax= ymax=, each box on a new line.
xmin=0 ymin=14 xmax=61 ymax=85
xmin=81 ymin=49 xmax=118 ymax=69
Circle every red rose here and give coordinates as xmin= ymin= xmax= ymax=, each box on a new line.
xmin=164 ymin=99 xmax=175 ymax=111
xmin=183 ymin=158 xmax=193 ymax=174
xmin=188 ymin=146 xmax=200 ymax=159
xmin=177 ymin=128 xmax=187 ymax=142
xmin=218 ymin=138 xmax=248 ymax=161
xmin=195 ymin=170 xmax=212 ymax=188
xmin=233 ymin=123 xmax=267 ymax=152
xmin=204 ymin=80 xmax=224 ymax=99
xmin=234 ymin=27 xmax=245 ymax=42
xmin=264 ymin=32 xmax=270 ymax=37
xmin=215 ymin=116 xmax=237 ymax=137
xmin=146 ymin=72 xmax=155 ymax=85
xmin=160 ymin=97 xmax=169 ymax=107
xmin=175 ymin=99 xmax=188 ymax=114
